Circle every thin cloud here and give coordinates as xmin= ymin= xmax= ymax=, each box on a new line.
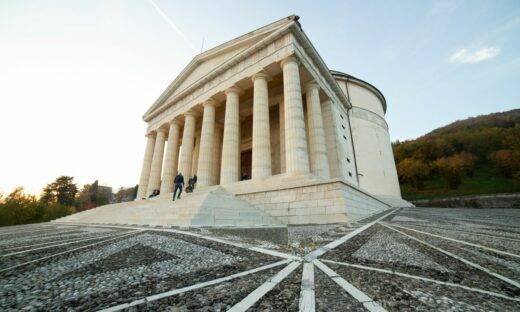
xmin=147 ymin=0 xmax=198 ymax=52
xmin=449 ymin=47 xmax=500 ymax=64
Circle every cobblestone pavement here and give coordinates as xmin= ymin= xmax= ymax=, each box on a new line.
xmin=1 ymin=207 xmax=520 ymax=311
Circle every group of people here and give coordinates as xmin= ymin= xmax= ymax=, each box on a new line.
xmin=172 ymin=173 xmax=197 ymax=201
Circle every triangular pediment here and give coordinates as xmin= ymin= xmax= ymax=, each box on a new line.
xmin=144 ymin=15 xmax=297 ymax=118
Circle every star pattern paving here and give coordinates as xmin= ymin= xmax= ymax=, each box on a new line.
xmin=0 ymin=207 xmax=519 ymax=311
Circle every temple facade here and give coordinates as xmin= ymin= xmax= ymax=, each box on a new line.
xmin=58 ymin=15 xmax=410 ymax=227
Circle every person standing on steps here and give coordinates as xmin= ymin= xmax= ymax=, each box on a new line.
xmin=173 ymin=172 xmax=184 ymax=201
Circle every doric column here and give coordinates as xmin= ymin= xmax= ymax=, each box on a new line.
xmin=191 ymin=133 xmax=201 ymax=177
xmin=136 ymin=132 xmax=156 ymax=199
xmin=197 ymin=99 xmax=216 ymax=187
xmin=178 ymin=112 xmax=196 ymax=178
xmin=160 ymin=119 xmax=181 ymax=195
xmin=281 ymin=56 xmax=310 ymax=174
xmin=220 ymin=86 xmax=242 ymax=184
xmin=212 ymin=125 xmax=223 ymax=185
xmin=146 ymin=127 xmax=167 ymax=196
xmin=305 ymin=82 xmax=330 ymax=179
xmin=251 ymin=71 xmax=272 ymax=179
xmin=279 ymin=100 xmax=286 ymax=173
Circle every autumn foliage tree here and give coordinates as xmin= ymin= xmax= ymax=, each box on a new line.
xmin=397 ymin=158 xmax=431 ymax=190
xmin=393 ymin=109 xmax=520 ymax=191
xmin=0 ymin=187 xmax=73 ymax=226
xmin=489 ymin=150 xmax=520 ymax=178
xmin=435 ymin=156 xmax=460 ymax=189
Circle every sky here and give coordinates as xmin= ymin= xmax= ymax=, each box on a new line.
xmin=1 ymin=0 xmax=519 ymax=195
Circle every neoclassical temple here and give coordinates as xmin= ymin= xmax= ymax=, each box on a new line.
xmin=58 ymin=15 xmax=411 ymax=227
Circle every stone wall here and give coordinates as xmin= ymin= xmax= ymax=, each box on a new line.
xmin=413 ymin=193 xmax=520 ymax=209
xmin=237 ymin=179 xmax=389 ymax=224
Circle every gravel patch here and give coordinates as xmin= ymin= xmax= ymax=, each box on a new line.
xmin=0 ymin=232 xmax=131 ymax=269
xmin=322 ymin=224 xmax=518 ymax=296
xmin=314 ymin=266 xmax=365 ymax=311
xmin=133 ymin=266 xmax=282 ymax=311
xmin=396 ymin=224 xmax=520 ymax=253
xmin=329 ymin=263 xmax=520 ymax=311
xmin=352 ymin=230 xmax=450 ymax=273
xmin=0 ymin=232 xmax=240 ymax=310
xmin=392 ymin=226 xmax=520 ymax=286
xmin=249 ymin=265 xmax=302 ymax=311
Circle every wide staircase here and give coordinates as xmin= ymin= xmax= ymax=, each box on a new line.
xmin=54 ymin=186 xmax=282 ymax=227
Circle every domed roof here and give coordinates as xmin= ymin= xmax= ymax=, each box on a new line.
xmin=330 ymin=70 xmax=387 ymax=113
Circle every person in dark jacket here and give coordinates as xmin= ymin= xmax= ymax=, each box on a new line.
xmin=173 ymin=172 xmax=184 ymax=201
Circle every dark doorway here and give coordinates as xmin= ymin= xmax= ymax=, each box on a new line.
xmin=241 ymin=149 xmax=252 ymax=180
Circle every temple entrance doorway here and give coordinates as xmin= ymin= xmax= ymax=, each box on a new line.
xmin=241 ymin=149 xmax=252 ymax=180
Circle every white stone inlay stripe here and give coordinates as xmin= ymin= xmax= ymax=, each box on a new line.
xmin=0 ymin=227 xmax=76 ymax=237
xmin=299 ymin=262 xmax=315 ymax=312
xmin=381 ymin=223 xmax=520 ymax=289
xmin=250 ymin=247 xmax=302 ymax=261
xmin=0 ymin=223 xmax=53 ymax=233
xmin=228 ymin=261 xmax=301 ymax=312
xmin=3 ymin=232 xmax=114 ymax=251
xmin=306 ymin=208 xmax=399 ymax=260
xmin=405 ymin=223 xmax=520 ymax=242
xmin=100 ymin=259 xmax=292 ymax=312
xmin=0 ymin=229 xmax=80 ymax=242
xmin=2 ymin=231 xmax=128 ymax=257
xmin=384 ymin=222 xmax=520 ymax=259
xmin=321 ymin=259 xmax=520 ymax=302
xmin=0 ymin=230 xmax=142 ymax=273
xmin=313 ymin=259 xmax=387 ymax=312
xmin=53 ymin=222 xmax=301 ymax=260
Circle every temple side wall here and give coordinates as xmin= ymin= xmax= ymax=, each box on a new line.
xmin=331 ymin=100 xmax=358 ymax=186
xmin=344 ymin=80 xmax=402 ymax=198
xmin=237 ymin=179 xmax=389 ymax=224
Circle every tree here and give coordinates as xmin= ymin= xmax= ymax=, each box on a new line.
xmin=114 ymin=185 xmax=138 ymax=203
xmin=489 ymin=150 xmax=520 ymax=178
xmin=76 ymin=180 xmax=110 ymax=210
xmin=457 ymin=152 xmax=477 ymax=177
xmin=503 ymin=126 xmax=520 ymax=151
xmin=40 ymin=176 xmax=78 ymax=206
xmin=397 ymin=158 xmax=431 ymax=190
xmin=435 ymin=156 xmax=462 ymax=189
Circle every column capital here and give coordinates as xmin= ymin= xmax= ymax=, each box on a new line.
xmin=203 ymin=98 xmax=217 ymax=108
xmin=251 ymin=71 xmax=272 ymax=82
xmin=156 ymin=126 xmax=168 ymax=135
xmin=169 ymin=118 xmax=181 ymax=126
xmin=280 ymin=55 xmax=299 ymax=68
xmin=183 ymin=110 xmax=196 ymax=118
xmin=304 ymin=81 xmax=320 ymax=93
xmin=225 ymin=85 xmax=244 ymax=96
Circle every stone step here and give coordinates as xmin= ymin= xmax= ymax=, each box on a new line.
xmin=54 ymin=186 xmax=281 ymax=227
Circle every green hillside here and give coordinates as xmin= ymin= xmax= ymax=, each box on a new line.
xmin=393 ymin=109 xmax=520 ymax=200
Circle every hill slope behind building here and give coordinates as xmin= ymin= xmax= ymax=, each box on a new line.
xmin=393 ymin=109 xmax=520 ymax=200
